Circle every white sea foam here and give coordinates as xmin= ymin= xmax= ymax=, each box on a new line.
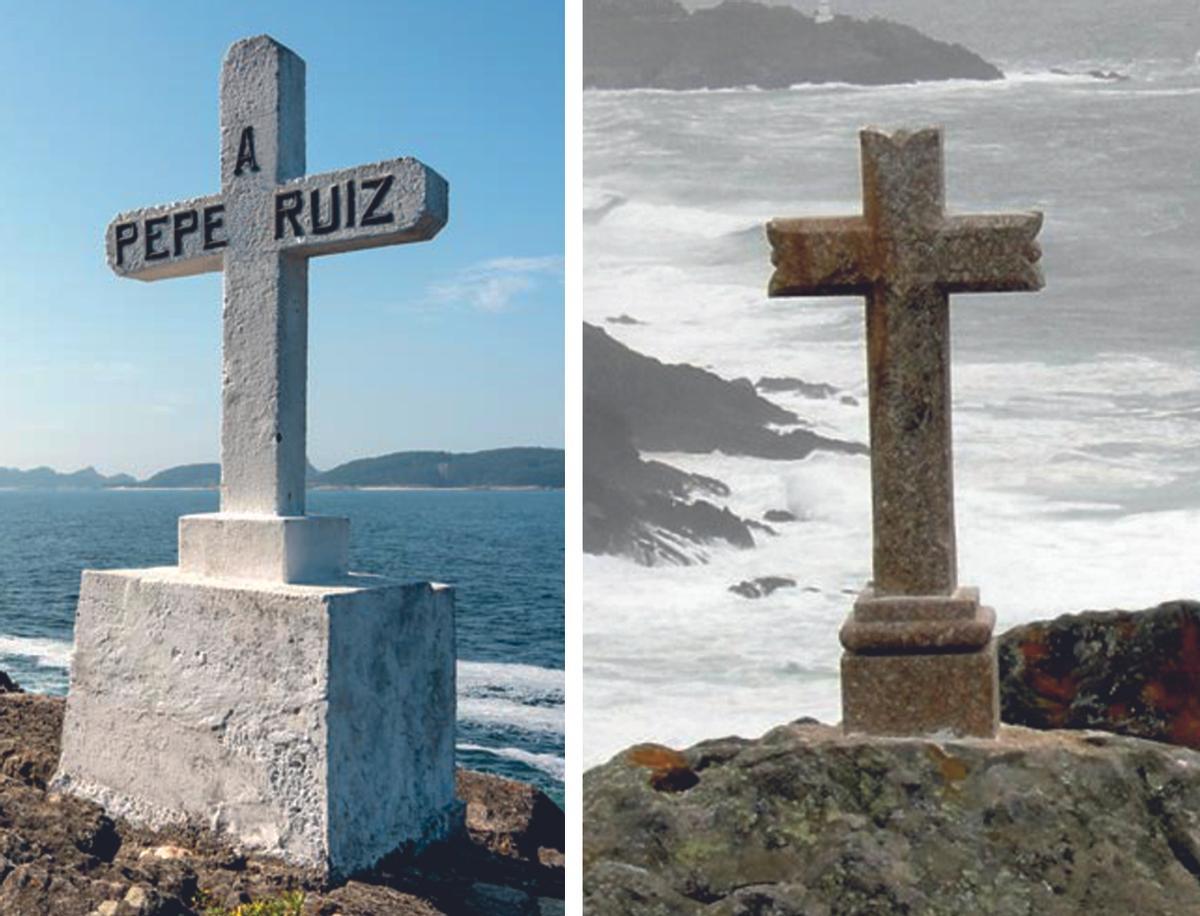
xmin=458 ymin=697 xmax=564 ymax=736
xmin=458 ymin=660 xmax=565 ymax=703
xmin=458 ymin=743 xmax=566 ymax=780
xmin=0 ymin=635 xmax=72 ymax=669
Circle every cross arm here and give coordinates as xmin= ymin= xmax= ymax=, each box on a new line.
xmin=766 ymin=217 xmax=873 ymax=297
xmin=936 ymin=212 xmax=1044 ymax=293
xmin=273 ymin=157 xmax=448 ymax=259
xmin=106 ymin=193 xmax=227 ymax=281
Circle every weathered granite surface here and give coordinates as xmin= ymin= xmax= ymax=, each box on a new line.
xmin=768 ymin=127 xmax=1042 ymax=597
xmin=0 ymin=690 xmax=563 ymax=915
xmin=999 ymin=600 xmax=1200 ymax=748
xmin=584 ymin=721 xmax=1200 ymax=914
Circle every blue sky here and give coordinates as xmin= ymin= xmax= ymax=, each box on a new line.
xmin=0 ymin=1 xmax=563 ymax=476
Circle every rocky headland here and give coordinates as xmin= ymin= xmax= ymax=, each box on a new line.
xmin=584 ymin=0 xmax=1003 ymax=90
xmin=582 ymin=323 xmax=864 ymax=564
xmin=0 ymin=686 xmax=563 ymax=915
xmin=585 ymin=600 xmax=1200 ymax=913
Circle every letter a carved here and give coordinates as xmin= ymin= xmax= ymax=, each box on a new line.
xmin=234 ymin=126 xmax=261 ymax=176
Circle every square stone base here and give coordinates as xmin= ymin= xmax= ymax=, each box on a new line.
xmin=841 ymin=641 xmax=999 ymax=738
xmin=52 ymin=566 xmax=460 ymax=877
xmin=178 ymin=513 xmax=349 ymax=584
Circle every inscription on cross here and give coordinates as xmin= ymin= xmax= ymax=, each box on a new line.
xmin=767 ymin=127 xmax=1041 ymax=598
xmin=105 ymin=36 xmax=448 ymax=582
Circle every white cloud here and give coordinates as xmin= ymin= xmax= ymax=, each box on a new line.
xmin=430 ymin=255 xmax=562 ymax=312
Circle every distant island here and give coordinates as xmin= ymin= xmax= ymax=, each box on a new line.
xmin=584 ymin=0 xmax=1003 ymax=89
xmin=0 ymin=447 xmax=564 ymax=492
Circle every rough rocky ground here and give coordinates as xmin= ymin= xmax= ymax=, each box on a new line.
xmin=0 ymin=691 xmax=563 ymax=915
xmin=584 ymin=721 xmax=1200 ymax=914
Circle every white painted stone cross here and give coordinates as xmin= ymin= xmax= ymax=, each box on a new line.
xmin=107 ymin=35 xmax=447 ymax=582
xmin=54 ymin=36 xmax=459 ymax=877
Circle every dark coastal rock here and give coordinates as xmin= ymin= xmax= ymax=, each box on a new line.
xmin=584 ymin=0 xmax=1003 ymax=90
xmin=763 ymin=509 xmax=797 ymax=523
xmin=756 ymin=377 xmax=839 ymax=399
xmin=456 ymin=770 xmax=565 ymax=867
xmin=999 ymin=600 xmax=1200 ymax=748
xmin=0 ymin=692 xmax=563 ymax=915
xmin=728 ymin=576 xmax=796 ymax=599
xmin=585 ymin=324 xmax=863 ymax=461
xmin=0 ymin=671 xmax=22 ymax=694
xmin=583 ymin=323 xmax=864 ymax=565
xmin=605 ymin=314 xmax=644 ymax=325
xmin=584 ymin=721 xmax=1200 ymax=913
xmin=1050 ymin=66 xmax=1131 ymax=82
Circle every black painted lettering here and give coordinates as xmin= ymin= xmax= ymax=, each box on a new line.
xmin=274 ymin=190 xmax=304 ymax=239
xmin=144 ymin=216 xmax=169 ymax=261
xmin=114 ymin=222 xmax=138 ymax=266
xmin=310 ymin=185 xmax=341 ymax=235
xmin=202 ymin=205 xmax=227 ymax=250
xmin=234 ymin=126 xmax=260 ymax=176
xmin=172 ymin=209 xmax=198 ymax=256
xmin=360 ymin=175 xmax=394 ymax=226
xmin=345 ymin=179 xmax=356 ymax=228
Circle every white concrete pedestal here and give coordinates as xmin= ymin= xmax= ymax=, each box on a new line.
xmin=52 ymin=566 xmax=460 ymax=877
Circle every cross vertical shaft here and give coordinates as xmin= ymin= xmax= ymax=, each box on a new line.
xmin=861 ymin=129 xmax=955 ymax=596
xmin=219 ymin=37 xmax=308 ymax=516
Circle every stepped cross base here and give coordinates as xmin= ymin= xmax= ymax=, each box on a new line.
xmin=178 ymin=512 xmax=350 ymax=583
xmin=839 ymin=586 xmax=1000 ymax=738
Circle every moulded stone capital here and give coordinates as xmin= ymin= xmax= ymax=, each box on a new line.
xmin=840 ymin=603 xmax=995 ymax=654
xmin=853 ymin=585 xmax=980 ymax=622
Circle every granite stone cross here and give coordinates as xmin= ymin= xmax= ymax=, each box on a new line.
xmin=104 ymin=35 xmax=447 ymax=582
xmin=766 ymin=127 xmax=1043 ymax=737
xmin=767 ymin=127 xmax=1042 ymax=597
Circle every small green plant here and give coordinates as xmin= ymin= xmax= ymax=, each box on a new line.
xmin=194 ymin=888 xmax=305 ymax=916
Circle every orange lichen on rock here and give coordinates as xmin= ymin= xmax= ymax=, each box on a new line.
xmin=625 ymin=744 xmax=700 ymax=793
xmin=927 ymin=745 xmax=969 ymax=783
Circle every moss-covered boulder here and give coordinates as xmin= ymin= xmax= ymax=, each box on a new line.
xmin=584 ymin=722 xmax=1200 ymax=914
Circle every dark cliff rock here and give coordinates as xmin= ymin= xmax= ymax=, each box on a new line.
xmin=583 ymin=324 xmax=863 ymax=564
xmin=585 ymin=324 xmax=862 ymax=461
xmin=584 ymin=0 xmax=1003 ymax=90
xmin=584 ymin=397 xmax=755 ymax=564
xmin=999 ymin=600 xmax=1200 ymax=748
xmin=0 ymin=692 xmax=562 ymax=915
xmin=585 ymin=721 xmax=1200 ymax=914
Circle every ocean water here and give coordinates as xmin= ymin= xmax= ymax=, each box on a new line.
xmin=0 ymin=488 xmax=564 ymax=803
xmin=584 ymin=65 xmax=1200 ymax=765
